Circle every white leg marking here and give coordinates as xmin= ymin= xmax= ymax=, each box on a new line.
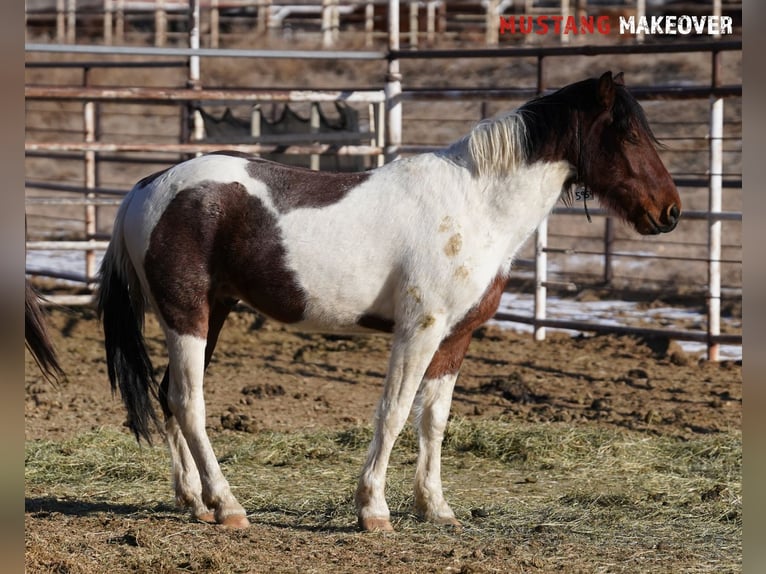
xmin=165 ymin=331 xmax=249 ymax=528
xmin=413 ymin=373 xmax=460 ymax=526
xmin=355 ymin=316 xmax=447 ymax=531
xmin=166 ymin=415 xmax=213 ymax=522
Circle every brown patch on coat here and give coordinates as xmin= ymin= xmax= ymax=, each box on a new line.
xmin=424 ymin=274 xmax=508 ymax=379
xmin=443 ymin=233 xmax=462 ymax=258
xmin=244 ymin=156 xmax=371 ymax=213
xmin=145 ymin=181 xmax=307 ymax=337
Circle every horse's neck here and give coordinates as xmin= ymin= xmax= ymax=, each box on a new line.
xmin=490 ymin=159 xmax=571 ymax=220
xmin=420 ymin=144 xmax=570 ymax=270
xmin=431 ymin=140 xmax=571 ymax=221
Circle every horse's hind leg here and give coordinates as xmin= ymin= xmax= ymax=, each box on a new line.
xmin=160 ymin=299 xmax=247 ymax=528
xmin=160 ymin=368 xmax=211 ymax=522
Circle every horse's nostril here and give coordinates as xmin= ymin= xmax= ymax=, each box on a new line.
xmin=665 ymin=204 xmax=680 ymax=225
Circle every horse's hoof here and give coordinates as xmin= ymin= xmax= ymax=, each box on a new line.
xmin=194 ymin=511 xmax=216 ymax=524
xmin=359 ymin=517 xmax=394 ymax=532
xmin=219 ymin=514 xmax=250 ymax=529
xmin=433 ymin=516 xmax=462 ymax=530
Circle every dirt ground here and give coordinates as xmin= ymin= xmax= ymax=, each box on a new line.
xmin=24 ymin=303 xmax=742 ymax=573
xmin=26 ymin=305 xmax=741 ymax=444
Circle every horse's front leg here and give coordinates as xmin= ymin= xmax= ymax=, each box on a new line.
xmin=165 ymin=331 xmax=249 ymax=529
xmin=412 ymin=332 xmax=472 ymax=527
xmin=355 ymin=316 xmax=447 ymax=532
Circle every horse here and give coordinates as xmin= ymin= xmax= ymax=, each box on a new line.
xmin=97 ymin=71 xmax=680 ymax=532
xmin=25 ymin=279 xmax=64 ymax=383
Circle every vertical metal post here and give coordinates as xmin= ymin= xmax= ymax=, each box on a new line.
xmin=636 ymin=0 xmax=646 ymax=43
xmin=603 ymin=216 xmax=614 ymax=284
xmin=577 ymin=0 xmax=587 ymax=20
xmin=155 ymin=0 xmax=167 ymax=47
xmin=438 ymin=2 xmax=446 ymax=36
xmin=103 ymin=0 xmax=113 ymax=45
xmin=188 ymin=0 xmax=204 ymax=144
xmin=369 ymin=102 xmax=385 ymax=168
xmin=210 ymin=0 xmax=220 ymax=48
xmin=331 ymin=0 xmax=340 ymax=43
xmin=486 ymin=0 xmax=499 ymax=46
xmin=83 ymin=68 xmax=97 ymax=288
xmin=115 ymin=0 xmax=125 ymax=43
xmin=66 ymin=0 xmax=76 ymax=44
xmin=426 ymin=1 xmax=436 ymax=44
xmin=310 ymin=103 xmax=320 ymax=171
xmin=365 ymin=2 xmax=374 ymax=47
xmin=409 ymin=1 xmax=419 ymax=47
xmin=386 ymin=0 xmax=402 ymax=163
xmin=368 ymin=102 xmax=376 ymax=157
xmin=251 ymin=105 xmax=261 ymax=140
xmin=375 ymin=101 xmax=386 ymax=167
xmin=56 ymin=0 xmax=65 ymax=43
xmin=708 ymin=96 xmax=723 ymax=361
xmin=323 ymin=0 xmax=334 ymax=47
xmin=533 ymin=63 xmax=547 ymax=341
xmin=713 ymin=0 xmax=722 ymax=39
xmin=257 ymin=0 xmax=271 ymax=34
xmin=559 ymin=0 xmax=569 ymax=43
xmin=534 ymin=217 xmax=548 ymax=341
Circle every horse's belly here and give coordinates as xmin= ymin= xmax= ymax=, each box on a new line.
xmin=289 ymin=253 xmax=398 ymax=331
xmin=278 ymin=220 xmax=399 ymax=331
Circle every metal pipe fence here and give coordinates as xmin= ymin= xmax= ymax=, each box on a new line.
xmin=25 ymin=1 xmax=740 ymax=48
xmin=25 ymin=37 xmax=741 ymax=360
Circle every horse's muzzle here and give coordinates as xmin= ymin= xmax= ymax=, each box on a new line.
xmin=644 ymin=203 xmax=680 ymax=234
xmin=658 ymin=203 xmax=681 ymax=233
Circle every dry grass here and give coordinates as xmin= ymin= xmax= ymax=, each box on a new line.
xmin=26 ymin=419 xmax=741 ymax=573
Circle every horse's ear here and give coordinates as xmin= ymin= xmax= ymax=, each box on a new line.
xmin=597 ymin=71 xmax=616 ymax=110
xmin=613 ymin=72 xmax=625 ymax=86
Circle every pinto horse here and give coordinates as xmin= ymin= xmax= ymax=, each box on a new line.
xmin=97 ymin=72 xmax=680 ymax=531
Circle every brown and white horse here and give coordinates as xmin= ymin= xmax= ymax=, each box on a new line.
xmin=97 ymin=72 xmax=680 ymax=531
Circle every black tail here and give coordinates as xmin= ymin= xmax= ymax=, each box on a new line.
xmin=25 ymin=280 xmax=64 ymax=384
xmin=96 ymin=245 xmax=162 ymax=444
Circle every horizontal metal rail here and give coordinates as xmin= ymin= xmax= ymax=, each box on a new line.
xmin=551 ymin=207 xmax=742 ymax=221
xmin=25 ymin=60 xmax=188 ymax=69
xmin=27 ymin=241 xmax=110 ymax=251
xmin=25 ymin=42 xmax=387 ymax=61
xmin=389 ymin=40 xmax=742 ymax=59
xmin=400 ymin=85 xmax=742 ymax=101
xmin=27 ymin=40 xmax=741 ymax=61
xmin=495 ymin=312 xmax=742 ymax=346
xmin=25 ymin=182 xmax=129 ymax=197
xmin=25 ymin=85 xmax=387 ymax=104
xmin=25 ymin=142 xmax=382 ymax=156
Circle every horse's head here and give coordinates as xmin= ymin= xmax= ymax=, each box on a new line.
xmin=571 ymin=71 xmax=681 ymax=235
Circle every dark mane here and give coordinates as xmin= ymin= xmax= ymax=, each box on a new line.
xmin=518 ymin=76 xmax=660 ymax=164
